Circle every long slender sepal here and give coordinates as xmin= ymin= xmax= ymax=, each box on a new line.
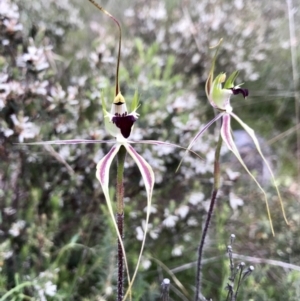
xmin=123 ymin=144 xmax=155 ymax=300
xmin=128 ymin=140 xmax=203 ymax=160
xmin=230 ymin=112 xmax=289 ymax=225
xmin=20 ymin=139 xmax=116 ymax=145
xmin=220 ymin=114 xmax=275 ymax=235
xmin=87 ymin=0 xmax=121 ymax=95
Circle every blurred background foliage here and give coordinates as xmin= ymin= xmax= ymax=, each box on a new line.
xmin=0 ymin=0 xmax=300 ymax=300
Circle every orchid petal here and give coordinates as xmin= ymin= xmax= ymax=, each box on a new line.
xmin=95 ymin=144 xmax=131 ymax=288
xmin=221 ymin=114 xmax=276 ymax=235
xmin=177 ymin=112 xmax=225 ymax=171
xmin=123 ymin=143 xmax=155 ymax=300
xmin=20 ymin=139 xmax=116 ymax=145
xmin=230 ymin=112 xmax=288 ymax=226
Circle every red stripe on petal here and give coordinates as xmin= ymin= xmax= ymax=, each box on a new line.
xmin=126 ymin=145 xmax=154 ymax=191
xmin=96 ymin=145 xmax=119 ymax=185
xmin=221 ymin=114 xmax=235 ymax=151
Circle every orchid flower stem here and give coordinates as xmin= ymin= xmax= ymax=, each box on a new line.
xmin=195 ymin=135 xmax=222 ymax=301
xmin=116 ymin=145 xmax=126 ymax=301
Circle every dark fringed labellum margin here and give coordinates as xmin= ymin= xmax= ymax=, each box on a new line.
xmin=112 ymin=113 xmax=137 ymax=138
xmin=230 ymin=87 xmax=249 ymax=98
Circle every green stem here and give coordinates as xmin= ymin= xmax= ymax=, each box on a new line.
xmin=194 ymin=134 xmax=222 ymax=301
xmin=0 ymin=282 xmax=33 ymax=301
xmin=116 ymin=145 xmax=126 ymax=301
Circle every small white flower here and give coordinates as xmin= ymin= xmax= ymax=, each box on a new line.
xmin=11 ymin=114 xmax=39 ymax=142
xmin=18 ymin=41 xmax=50 ymax=71
xmin=8 ymin=220 xmax=25 ymax=237
xmin=141 ymin=258 xmax=151 ymax=270
xmin=135 ymin=226 xmax=144 ymax=241
xmin=3 ymin=18 xmax=23 ymax=33
xmin=3 ymin=207 xmax=16 ymax=215
xmin=226 ymin=168 xmax=240 ymax=181
xmin=176 ymin=205 xmax=189 ymax=219
xmin=162 ymin=215 xmax=178 ymax=228
xmin=3 ymin=128 xmax=14 ymax=138
xmin=105 ymin=286 xmax=113 ymax=296
xmin=172 ymin=245 xmax=183 ymax=257
xmin=30 ymin=81 xmax=48 ymax=96
xmin=229 ymin=192 xmax=244 ymax=210
xmin=0 ymin=0 xmax=19 ymax=19
xmin=187 ymin=217 xmax=198 ymax=226
xmin=143 ymin=205 xmax=157 ymax=214
xmin=189 ymin=192 xmax=204 ymax=206
xmin=44 ymin=281 xmax=57 ymax=297
xmin=3 ymin=250 xmax=13 ymax=259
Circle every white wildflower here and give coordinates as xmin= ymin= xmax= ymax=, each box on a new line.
xmin=44 ymin=281 xmax=57 ymax=297
xmin=162 ymin=215 xmax=178 ymax=228
xmin=11 ymin=114 xmax=39 ymax=142
xmin=135 ymin=226 xmax=144 ymax=241
xmin=229 ymin=192 xmax=244 ymax=210
xmin=141 ymin=258 xmax=151 ymax=270
xmin=176 ymin=205 xmax=189 ymax=219
xmin=172 ymin=245 xmax=183 ymax=257
xmin=8 ymin=220 xmax=25 ymax=237
xmin=189 ymin=192 xmax=204 ymax=206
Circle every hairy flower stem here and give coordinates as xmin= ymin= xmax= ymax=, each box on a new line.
xmin=195 ymin=135 xmax=223 ymax=301
xmin=116 ymin=145 xmax=126 ymax=301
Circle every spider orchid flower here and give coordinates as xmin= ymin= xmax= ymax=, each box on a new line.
xmin=184 ymin=41 xmax=288 ymax=235
xmin=24 ymin=89 xmax=195 ymax=299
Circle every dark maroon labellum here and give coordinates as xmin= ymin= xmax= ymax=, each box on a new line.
xmin=231 ymin=87 xmax=249 ymax=98
xmin=112 ymin=113 xmax=137 ymax=138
